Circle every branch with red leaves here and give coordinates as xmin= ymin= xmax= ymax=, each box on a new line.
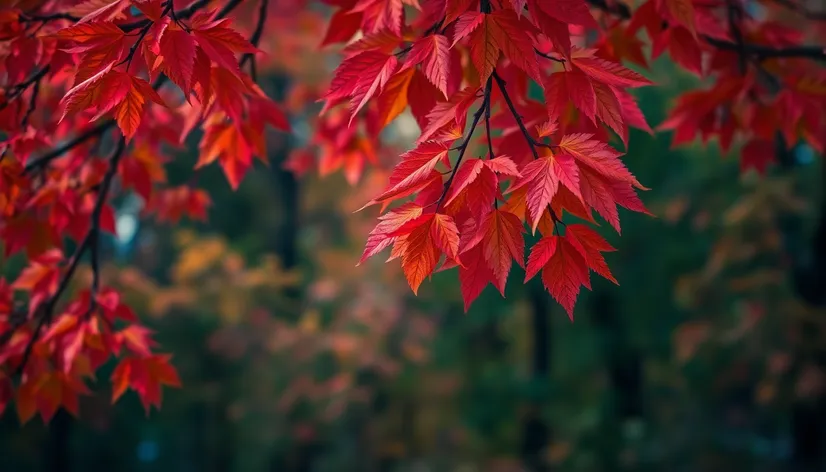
xmin=1 ymin=0 xmax=824 ymax=427
xmin=0 ymin=0 xmax=289 ymax=422
xmin=326 ymin=0 xmax=652 ymax=317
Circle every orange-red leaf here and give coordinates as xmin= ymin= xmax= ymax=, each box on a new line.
xmin=540 ymin=235 xmax=590 ymax=319
xmin=404 ymin=34 xmax=452 ymax=97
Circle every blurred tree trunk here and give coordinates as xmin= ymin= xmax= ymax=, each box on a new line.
xmin=521 ymin=283 xmax=551 ymax=471
xmin=258 ymin=72 xmax=317 ymax=472
xmin=592 ymin=292 xmax=643 ymax=471
xmin=46 ymin=410 xmax=72 ymax=472
xmin=776 ymin=138 xmax=826 ymax=471
xmin=790 ymin=322 xmax=826 ymax=472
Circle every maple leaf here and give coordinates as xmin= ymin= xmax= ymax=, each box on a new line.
xmin=403 ymin=34 xmax=452 ymax=98
xmin=592 ymin=81 xmax=627 ymax=144
xmin=469 ymin=13 xmax=501 ymax=84
xmin=377 ymin=68 xmax=414 ymax=128
xmin=526 ymin=235 xmax=590 ymax=319
xmin=116 ymin=325 xmax=158 ymax=357
xmin=52 ymin=21 xmax=127 ymax=83
xmin=444 ymin=156 xmax=520 ymax=211
xmin=546 ymin=69 xmax=596 ymax=123
xmin=459 ymin=244 xmax=495 ymax=311
xmin=479 ymin=209 xmax=525 ymax=294
xmin=158 ymin=27 xmax=197 ymax=95
xmin=417 ymin=87 xmax=478 ymax=143
xmin=111 ymin=354 xmax=181 ymax=413
xmin=536 ymin=0 xmax=597 ymax=28
xmin=360 ymin=203 xmax=424 ymax=264
xmin=509 ymin=149 xmax=579 ymax=233
xmin=322 ymin=9 xmax=363 ymax=46
xmin=556 ymin=133 xmax=647 ymax=190
xmin=396 ymin=214 xmax=440 ymax=294
xmin=114 ymin=75 xmax=167 ymax=140
xmin=489 ymin=10 xmax=542 ymax=86
xmin=571 ymin=50 xmax=653 ymax=88
xmin=72 ymin=0 xmax=131 ymax=23
xmin=198 ymin=120 xmax=258 ymax=190
xmin=366 ymin=141 xmax=449 ymax=206
xmin=565 ymin=224 xmax=617 ymax=284
xmin=16 ymin=371 xmax=91 ymax=423
xmin=321 ymin=50 xmax=399 ymax=122
xmin=192 ymin=17 xmax=258 ymax=78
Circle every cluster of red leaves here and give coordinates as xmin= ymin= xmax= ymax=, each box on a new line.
xmin=0 ymin=0 xmax=290 ymax=422
xmin=322 ymin=0 xmax=654 ymax=315
xmin=1 ymin=0 xmax=824 ymax=424
xmin=322 ymin=0 xmax=825 ymax=313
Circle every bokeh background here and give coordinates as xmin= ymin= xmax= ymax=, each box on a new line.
xmin=2 ymin=5 xmax=825 ymax=472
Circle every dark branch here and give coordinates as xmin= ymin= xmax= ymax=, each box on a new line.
xmin=20 ymin=12 xmax=80 ymax=23
xmin=493 ymin=70 xmax=562 ymax=224
xmin=14 ymin=138 xmax=125 ymax=375
xmin=534 ymin=47 xmax=566 ymax=63
xmin=20 ymin=72 xmax=43 ymax=128
xmin=0 ymin=66 xmax=49 ymax=112
xmin=435 ymin=78 xmax=491 ymax=211
xmin=587 ymin=0 xmax=826 ymax=62
xmin=704 ymin=37 xmax=826 ymax=61
xmin=241 ymin=0 xmax=269 ymax=78
xmin=119 ymin=0 xmax=211 ymax=31
xmin=24 ymin=120 xmax=114 ymax=174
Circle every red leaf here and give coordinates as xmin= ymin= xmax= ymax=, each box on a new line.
xmin=537 ymin=0 xmax=597 ymax=27
xmin=459 ymin=244 xmax=494 ymax=311
xmin=360 ymin=203 xmax=424 ymax=264
xmin=322 ymin=9 xmax=363 ymax=46
xmin=525 ymin=235 xmax=556 ymax=282
xmin=481 ymin=209 xmax=525 ymax=293
xmin=400 ymin=215 xmax=440 ymax=294
xmin=572 ymin=50 xmax=653 ymax=88
xmin=369 ymin=141 xmax=449 ymax=205
xmin=404 ymin=34 xmax=452 ymax=97
xmin=469 ymin=13 xmax=501 ymax=84
xmin=540 ymin=235 xmax=590 ymax=319
xmin=159 ymin=28 xmax=197 ymax=94
xmin=557 ymin=133 xmax=646 ymax=189
xmin=431 ymin=213 xmax=461 ymax=262
xmin=565 ymin=224 xmax=617 ymax=284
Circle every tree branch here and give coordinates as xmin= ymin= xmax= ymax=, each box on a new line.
xmin=22 ymin=0 xmax=244 ymax=174
xmin=587 ymin=0 xmax=826 ymax=62
xmin=493 ymin=70 xmax=562 ymax=225
xmin=534 ymin=47 xmax=565 ymax=63
xmin=240 ymin=0 xmax=269 ymax=80
xmin=14 ymin=138 xmax=126 ymax=375
xmin=434 ymin=78 xmax=491 ymax=211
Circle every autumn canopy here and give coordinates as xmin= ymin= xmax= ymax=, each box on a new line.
xmin=0 ymin=0 xmax=824 ymax=424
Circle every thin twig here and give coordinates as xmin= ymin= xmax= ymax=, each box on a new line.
xmin=586 ymin=0 xmax=826 ymax=62
xmin=435 ymin=79 xmax=491 ymax=211
xmin=241 ymin=0 xmax=269 ymax=75
xmin=493 ymin=71 xmax=539 ymax=159
xmin=20 ymin=73 xmax=43 ymax=128
xmin=493 ymin=70 xmax=563 ymax=224
xmin=534 ymin=47 xmax=566 ymax=63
